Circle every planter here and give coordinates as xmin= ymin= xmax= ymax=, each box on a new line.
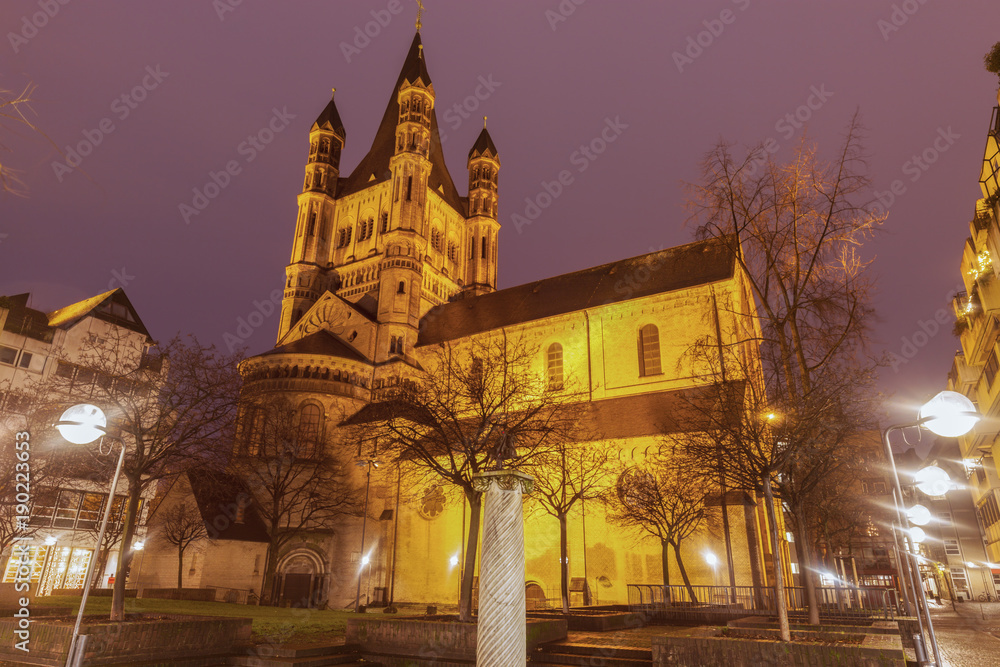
xmin=651 ymin=626 xmax=905 ymax=666
xmin=0 ymin=614 xmax=252 ymax=666
xmin=528 ymin=609 xmax=645 ymax=632
xmin=346 ymin=615 xmax=567 ymax=666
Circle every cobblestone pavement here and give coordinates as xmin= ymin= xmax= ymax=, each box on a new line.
xmin=924 ymin=600 xmax=1000 ymax=666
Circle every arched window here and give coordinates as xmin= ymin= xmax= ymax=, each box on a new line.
xmin=638 ymin=324 xmax=661 ymax=376
xmin=297 ymin=404 xmax=322 ymax=458
xmin=242 ymin=405 xmax=266 ymax=457
xmin=398 ymin=280 xmax=406 ymax=294
xmin=546 ymin=343 xmax=564 ymax=390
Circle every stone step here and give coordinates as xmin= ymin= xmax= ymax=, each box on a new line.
xmin=253 ymin=644 xmax=350 ymax=659
xmin=530 ymin=648 xmax=651 ymax=667
xmin=228 ymin=653 xmax=362 ymax=667
xmin=536 ymin=643 xmax=653 ymax=661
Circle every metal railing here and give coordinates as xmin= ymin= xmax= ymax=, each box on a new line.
xmin=627 ymin=584 xmax=900 ymax=620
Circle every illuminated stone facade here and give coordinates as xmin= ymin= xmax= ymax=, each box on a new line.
xmin=946 ymin=102 xmax=1000 ymax=578
xmin=235 ymin=32 xmax=781 ymax=609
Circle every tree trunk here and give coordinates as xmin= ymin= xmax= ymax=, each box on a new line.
xmin=661 ymin=539 xmax=671 ymax=606
xmin=673 ymin=541 xmax=698 ymax=604
xmin=111 ymin=480 xmax=142 ymax=621
xmin=744 ymin=500 xmax=764 ymax=609
xmin=177 ymin=544 xmax=184 ymax=589
xmin=458 ymin=493 xmax=481 ymax=623
xmin=558 ymin=512 xmax=569 ymax=614
xmin=793 ymin=503 xmax=820 ymax=625
xmin=763 ymin=478 xmax=790 ymax=642
xmin=260 ymin=538 xmax=281 ymax=606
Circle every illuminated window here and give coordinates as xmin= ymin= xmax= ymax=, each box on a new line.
xmin=297 ymin=404 xmax=322 ymax=458
xmin=638 ymin=324 xmax=662 ymax=376
xmin=547 ymin=343 xmax=563 ymax=391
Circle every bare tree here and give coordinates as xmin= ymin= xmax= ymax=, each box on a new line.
xmin=605 ymin=446 xmax=710 ymax=603
xmin=527 ymin=436 xmax=613 ymax=613
xmin=682 ymin=117 xmax=884 ymax=635
xmin=346 ymin=333 xmax=575 ymax=622
xmin=228 ymin=393 xmax=358 ymax=606
xmin=0 ymin=84 xmax=37 ymax=196
xmin=44 ymin=331 xmax=242 ymax=620
xmin=150 ymin=501 xmax=207 ymax=589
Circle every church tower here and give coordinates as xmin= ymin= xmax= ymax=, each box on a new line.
xmin=465 ymin=124 xmax=500 ymax=296
xmin=277 ymin=92 xmax=345 ymax=341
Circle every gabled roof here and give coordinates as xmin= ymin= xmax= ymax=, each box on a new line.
xmin=47 ymin=288 xmax=151 ymax=338
xmin=339 ymin=33 xmax=464 ymax=213
xmin=418 ymin=236 xmax=737 ymax=346
xmin=312 ymin=90 xmax=346 ymax=138
xmin=261 ymin=329 xmax=368 ymax=363
xmin=186 ymin=469 xmax=269 ymax=543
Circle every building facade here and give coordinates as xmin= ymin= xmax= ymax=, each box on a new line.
xmin=947 ymin=96 xmax=1000 ymax=582
xmin=0 ymin=289 xmax=157 ymax=594
xmin=234 ymin=31 xmax=784 ymax=609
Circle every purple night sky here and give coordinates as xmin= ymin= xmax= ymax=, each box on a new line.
xmin=1 ymin=0 xmax=997 ymax=426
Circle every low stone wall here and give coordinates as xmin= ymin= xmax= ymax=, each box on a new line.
xmin=50 ymin=589 xmax=137 ymax=598
xmin=651 ymin=627 xmax=906 ymax=666
xmin=346 ymin=616 xmax=567 ymax=665
xmin=728 ymin=615 xmax=919 ymax=649
xmin=140 ymin=588 xmax=216 ymax=601
xmin=528 ymin=610 xmax=645 ymax=632
xmin=0 ymin=614 xmax=252 ymax=666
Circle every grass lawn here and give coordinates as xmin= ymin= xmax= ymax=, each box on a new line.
xmin=33 ymin=595 xmax=425 ymax=645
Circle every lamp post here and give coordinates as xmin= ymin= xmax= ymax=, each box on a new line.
xmin=54 ymin=404 xmax=126 ymax=667
xmin=354 ymin=455 xmax=380 ymax=613
xmin=883 ymin=390 xmax=981 ymax=667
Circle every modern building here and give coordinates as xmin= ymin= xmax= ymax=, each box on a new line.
xmin=946 ymin=94 xmax=1000 ymax=581
xmin=0 ymin=289 xmax=157 ymax=594
xmin=233 ymin=30 xmax=788 ymax=608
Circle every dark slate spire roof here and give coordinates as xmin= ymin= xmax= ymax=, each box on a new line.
xmin=340 ymin=33 xmax=464 ymax=213
xmin=399 ymin=32 xmax=432 ymax=87
xmin=468 ymin=126 xmax=498 ymax=162
xmin=417 ymin=237 xmax=737 ymax=346
xmin=311 ymin=90 xmax=346 ymax=138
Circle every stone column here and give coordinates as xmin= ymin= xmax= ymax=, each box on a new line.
xmin=472 ymin=470 xmax=533 ymax=667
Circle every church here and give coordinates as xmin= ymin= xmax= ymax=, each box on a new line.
xmin=231 ymin=29 xmax=782 ymax=609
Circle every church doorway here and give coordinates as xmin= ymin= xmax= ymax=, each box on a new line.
xmin=276 ymin=550 xmax=326 ymax=608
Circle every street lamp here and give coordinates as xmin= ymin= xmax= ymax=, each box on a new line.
xmin=354 ymin=455 xmax=380 ymax=613
xmin=55 ymin=404 xmax=127 ymax=667
xmin=883 ymin=390 xmax=981 ymax=667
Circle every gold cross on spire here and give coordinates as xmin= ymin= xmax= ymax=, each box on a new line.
xmin=415 ymin=0 xmax=425 ymax=31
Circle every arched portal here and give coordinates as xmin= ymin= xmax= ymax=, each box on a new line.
xmin=276 ymin=549 xmax=327 ymax=608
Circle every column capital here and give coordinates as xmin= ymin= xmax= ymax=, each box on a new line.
xmin=472 ymin=470 xmax=533 ymax=494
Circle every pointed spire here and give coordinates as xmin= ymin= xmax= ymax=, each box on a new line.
xmin=469 ymin=125 xmax=498 ymax=161
xmin=311 ymin=88 xmax=345 ymax=138
xmin=398 ymin=32 xmax=432 ymax=87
